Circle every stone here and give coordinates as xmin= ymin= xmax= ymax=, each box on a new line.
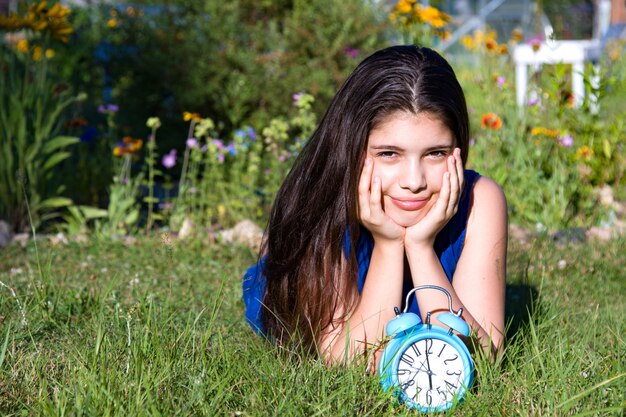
xmin=508 ymin=223 xmax=533 ymax=244
xmin=11 ymin=233 xmax=30 ymax=248
xmin=0 ymin=220 xmax=11 ymax=248
xmin=178 ymin=217 xmax=195 ymax=240
xmin=219 ymin=220 xmax=264 ymax=251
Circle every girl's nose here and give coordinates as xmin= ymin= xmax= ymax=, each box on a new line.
xmin=398 ymin=159 xmax=426 ymax=193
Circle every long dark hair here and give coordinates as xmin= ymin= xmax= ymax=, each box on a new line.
xmin=260 ymin=45 xmax=469 ymax=351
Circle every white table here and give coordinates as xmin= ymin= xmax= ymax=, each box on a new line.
xmin=513 ymin=40 xmax=602 ymax=109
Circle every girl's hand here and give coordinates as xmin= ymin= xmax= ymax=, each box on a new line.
xmin=405 ymin=148 xmax=465 ymax=250
xmin=358 ymin=158 xmax=405 ymax=243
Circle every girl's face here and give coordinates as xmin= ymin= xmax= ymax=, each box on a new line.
xmin=366 ymin=111 xmax=456 ymax=227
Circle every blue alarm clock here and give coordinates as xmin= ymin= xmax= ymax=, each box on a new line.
xmin=378 ymin=285 xmax=474 ymax=412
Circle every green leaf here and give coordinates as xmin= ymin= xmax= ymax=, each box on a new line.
xmin=43 ymin=152 xmax=71 ymax=171
xmin=143 ymin=197 xmax=159 ymax=203
xmin=125 ymin=210 xmax=139 ymax=225
xmin=77 ymin=205 xmax=108 ymax=219
xmin=42 ymin=136 xmax=80 ymax=154
xmin=602 ymin=139 xmax=612 ymax=159
xmin=39 ymin=197 xmax=73 ymax=209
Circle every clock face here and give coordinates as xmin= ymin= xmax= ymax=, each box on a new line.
xmin=396 ymin=337 xmax=467 ymax=409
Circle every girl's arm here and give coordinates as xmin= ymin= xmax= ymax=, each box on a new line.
xmin=406 ymin=170 xmax=507 ymax=355
xmin=320 ymin=158 xmax=405 ymax=363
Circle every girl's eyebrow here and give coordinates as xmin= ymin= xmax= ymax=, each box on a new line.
xmin=369 ymin=145 xmax=404 ymax=151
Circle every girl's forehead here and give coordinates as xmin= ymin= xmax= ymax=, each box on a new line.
xmin=367 ymin=111 xmax=454 ymax=145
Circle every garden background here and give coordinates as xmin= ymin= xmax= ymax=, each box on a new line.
xmin=0 ymin=0 xmax=625 ymax=415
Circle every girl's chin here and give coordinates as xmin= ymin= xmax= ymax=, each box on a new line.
xmin=388 ymin=212 xmax=424 ymax=228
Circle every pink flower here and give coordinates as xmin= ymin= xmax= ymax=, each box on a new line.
xmin=344 ymin=46 xmax=360 ymax=58
xmin=292 ymin=92 xmax=304 ymax=103
xmin=186 ymin=137 xmax=198 ymax=149
xmin=496 ymin=76 xmax=506 ymax=88
xmin=558 ymin=134 xmax=573 ymax=147
xmin=162 ymin=149 xmax=177 ymax=169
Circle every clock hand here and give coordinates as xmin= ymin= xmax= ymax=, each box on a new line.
xmin=425 ymin=342 xmax=433 ymax=389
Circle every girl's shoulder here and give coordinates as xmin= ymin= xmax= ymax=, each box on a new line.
xmin=466 ymin=174 xmax=508 ymax=237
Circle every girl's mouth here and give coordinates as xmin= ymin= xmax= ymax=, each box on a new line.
xmin=390 ymin=197 xmax=429 ymax=211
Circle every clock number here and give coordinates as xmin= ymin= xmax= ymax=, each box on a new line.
xmin=401 ymin=379 xmax=415 ymax=391
xmin=426 ymin=389 xmax=433 ymax=406
xmin=438 ymin=344 xmax=446 ymax=357
xmin=425 ymin=338 xmax=433 ymax=354
xmin=401 ymin=355 xmax=414 ymax=366
xmin=446 ymin=369 xmax=462 ymax=376
xmin=411 ymin=344 xmax=422 ymax=357
xmin=412 ymin=386 xmax=423 ymax=401
xmin=443 ymin=354 xmax=458 ymax=365
xmin=445 ymin=380 xmax=458 ymax=391
xmin=436 ymin=386 xmax=448 ymax=402
xmin=397 ymin=368 xmax=410 ymax=376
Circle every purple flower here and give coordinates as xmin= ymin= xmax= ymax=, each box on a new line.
xmin=98 ymin=104 xmax=119 ymax=114
xmin=186 ymin=137 xmax=198 ymax=149
xmin=496 ymin=76 xmax=506 ymax=88
xmin=201 ymin=144 xmax=208 ymax=152
xmin=217 ymin=153 xmax=225 ymax=163
xmin=162 ymin=149 xmax=177 ymax=169
xmin=470 ymin=137 xmax=476 ymax=146
xmin=212 ymin=139 xmax=225 ymax=150
xmin=527 ymin=97 xmax=540 ymax=107
xmin=292 ymin=92 xmax=304 ymax=103
xmin=558 ymin=134 xmax=573 ymax=147
xmin=344 ymin=46 xmax=360 ymax=58
xmin=226 ymin=143 xmax=236 ymax=156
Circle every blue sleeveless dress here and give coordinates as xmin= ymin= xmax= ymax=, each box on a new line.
xmin=242 ymin=170 xmax=480 ymax=334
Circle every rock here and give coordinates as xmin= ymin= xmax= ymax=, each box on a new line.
xmin=508 ymin=223 xmax=533 ymax=244
xmin=586 ymin=226 xmax=613 ymax=241
xmin=219 ymin=220 xmax=264 ymax=251
xmin=49 ymin=232 xmax=69 ymax=246
xmin=552 ymin=227 xmax=586 ymax=245
xmin=0 ymin=220 xmax=11 ymax=248
xmin=11 ymin=233 xmax=30 ymax=248
xmin=178 ymin=217 xmax=195 ymax=240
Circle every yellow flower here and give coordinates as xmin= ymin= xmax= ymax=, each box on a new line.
xmin=531 ymin=127 xmax=560 ymax=137
xmin=511 ymin=27 xmax=523 ymax=43
xmin=183 ymin=111 xmax=202 ymax=123
xmin=395 ymin=0 xmax=413 ymax=15
xmin=45 ymin=48 xmax=55 ymax=59
xmin=461 ymin=35 xmax=474 ymax=50
xmin=107 ymin=18 xmax=118 ymax=28
xmin=113 ymin=146 xmax=124 ymax=157
xmin=498 ymin=44 xmax=508 ymax=55
xmin=575 ymin=146 xmax=593 ymax=160
xmin=485 ymin=38 xmax=497 ymax=52
xmin=32 ymin=46 xmax=43 ymax=61
xmin=16 ymin=39 xmax=29 ymax=53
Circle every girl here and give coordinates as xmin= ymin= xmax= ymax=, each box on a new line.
xmin=242 ymin=45 xmax=507 ymax=363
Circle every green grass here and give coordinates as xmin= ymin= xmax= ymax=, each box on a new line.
xmin=0 ymin=235 xmax=624 ymax=416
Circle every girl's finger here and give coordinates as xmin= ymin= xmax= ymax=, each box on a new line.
xmin=358 ymin=158 xmax=373 ymax=219
xmin=447 ymin=153 xmax=460 ymax=215
xmin=455 ymin=148 xmax=464 ymax=194
xmin=369 ymin=175 xmax=385 ymax=220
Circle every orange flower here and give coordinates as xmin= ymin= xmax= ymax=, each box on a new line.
xmin=122 ymin=136 xmax=143 ymax=153
xmin=485 ymin=38 xmax=497 ymax=52
xmin=183 ymin=111 xmax=202 ymax=123
xmin=511 ymin=28 xmax=523 ymax=43
xmin=480 ymin=113 xmax=502 ymax=130
xmin=575 ymin=146 xmax=593 ymax=160
xmin=531 ymin=127 xmax=559 ymax=137
xmin=498 ymin=44 xmax=508 ymax=55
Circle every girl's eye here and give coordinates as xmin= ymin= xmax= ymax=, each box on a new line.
xmin=377 ymin=151 xmax=397 ymax=159
xmin=429 ymin=150 xmax=448 ymax=158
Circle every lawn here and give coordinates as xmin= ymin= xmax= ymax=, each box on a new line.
xmin=0 ymin=234 xmax=624 ymax=416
